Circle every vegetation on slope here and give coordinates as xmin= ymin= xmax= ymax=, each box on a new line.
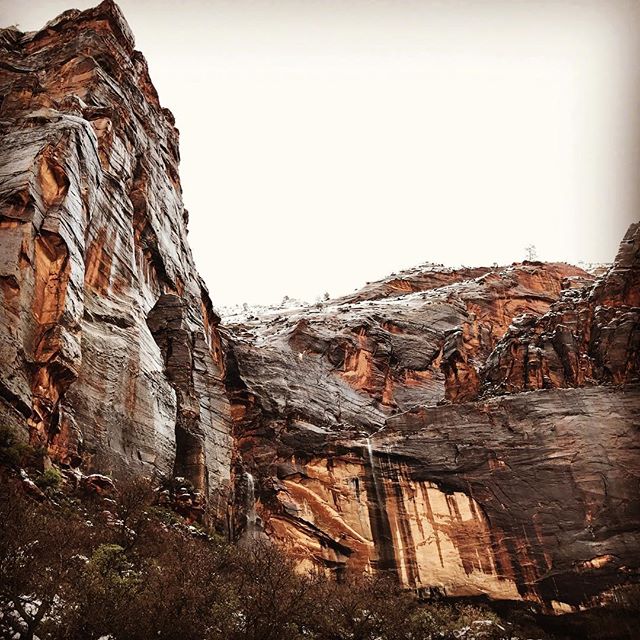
xmin=0 ymin=466 xmax=550 ymax=640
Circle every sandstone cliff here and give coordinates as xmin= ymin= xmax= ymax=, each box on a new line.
xmin=227 ymin=249 xmax=640 ymax=612
xmin=0 ymin=0 xmax=638 ymax=620
xmin=0 ymin=0 xmax=232 ymax=517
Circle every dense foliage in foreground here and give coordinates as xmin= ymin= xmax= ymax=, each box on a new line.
xmin=0 ymin=471 xmax=547 ymax=640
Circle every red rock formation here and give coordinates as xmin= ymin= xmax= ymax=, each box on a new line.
xmin=0 ymin=1 xmax=232 ymax=516
xmin=1 ymin=1 xmax=638 ymax=620
xmin=225 ymin=243 xmax=639 ymax=612
xmin=482 ymin=223 xmax=639 ymax=394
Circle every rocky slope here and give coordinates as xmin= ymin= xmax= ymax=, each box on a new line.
xmin=0 ymin=0 xmax=232 ymax=518
xmin=0 ymin=0 xmax=639 ymax=621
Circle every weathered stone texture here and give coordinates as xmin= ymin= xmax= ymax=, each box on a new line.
xmin=0 ymin=0 xmax=232 ymax=513
xmin=1 ymin=0 xmax=638 ymax=615
xmin=226 ymin=249 xmax=639 ymax=612
xmin=483 ymin=223 xmax=640 ymax=394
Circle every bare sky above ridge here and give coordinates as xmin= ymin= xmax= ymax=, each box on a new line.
xmin=2 ymin=0 xmax=639 ymax=306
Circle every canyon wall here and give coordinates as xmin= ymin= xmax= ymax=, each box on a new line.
xmin=227 ymin=240 xmax=640 ymax=612
xmin=1 ymin=0 xmax=638 ymax=616
xmin=0 ymin=1 xmax=232 ymax=517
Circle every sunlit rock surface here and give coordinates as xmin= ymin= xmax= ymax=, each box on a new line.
xmin=0 ymin=0 xmax=232 ymax=514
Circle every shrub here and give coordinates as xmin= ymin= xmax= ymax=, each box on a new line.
xmin=409 ymin=602 xmax=504 ymax=639
xmin=1 ymin=476 xmax=551 ymax=640
xmin=90 ymin=543 xmax=130 ymax=576
xmin=0 ymin=482 xmax=94 ymax=640
xmin=35 ymin=466 xmax=63 ymax=490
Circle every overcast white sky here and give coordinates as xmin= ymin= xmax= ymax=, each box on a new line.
xmin=2 ymin=1 xmax=639 ymax=305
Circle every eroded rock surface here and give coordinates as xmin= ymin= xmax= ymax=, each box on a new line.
xmin=1 ymin=0 xmax=638 ymax=617
xmin=0 ymin=1 xmax=232 ymax=515
xmin=483 ymin=223 xmax=640 ymax=395
xmin=226 ymin=252 xmax=639 ymax=612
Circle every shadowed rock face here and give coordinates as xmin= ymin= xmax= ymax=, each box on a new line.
xmin=1 ymin=0 xmax=639 ymax=617
xmin=0 ymin=0 xmax=232 ymax=515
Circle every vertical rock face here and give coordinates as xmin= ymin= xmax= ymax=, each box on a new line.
xmin=0 ymin=1 xmax=232 ymax=513
xmin=482 ymin=223 xmax=640 ymax=394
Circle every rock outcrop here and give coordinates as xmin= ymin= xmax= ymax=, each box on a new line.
xmin=1 ymin=0 xmax=638 ymax=620
xmin=482 ymin=223 xmax=640 ymax=395
xmin=0 ymin=0 xmax=232 ymax=517
xmin=226 ymin=252 xmax=639 ymax=612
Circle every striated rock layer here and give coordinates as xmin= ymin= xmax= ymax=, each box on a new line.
xmin=1 ymin=0 xmax=639 ymax=618
xmin=0 ymin=1 xmax=232 ymax=517
xmin=483 ymin=223 xmax=640 ymax=395
xmin=226 ymin=240 xmax=640 ymax=613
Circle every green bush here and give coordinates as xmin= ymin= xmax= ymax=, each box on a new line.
xmin=88 ymin=544 xmax=135 ymax=581
xmin=35 ymin=467 xmax=62 ymax=490
xmin=0 ymin=423 xmax=33 ymax=467
xmin=148 ymin=504 xmax=182 ymax=526
xmin=0 ymin=423 xmax=46 ymax=470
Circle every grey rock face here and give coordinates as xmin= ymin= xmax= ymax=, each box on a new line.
xmin=225 ymin=249 xmax=639 ymax=612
